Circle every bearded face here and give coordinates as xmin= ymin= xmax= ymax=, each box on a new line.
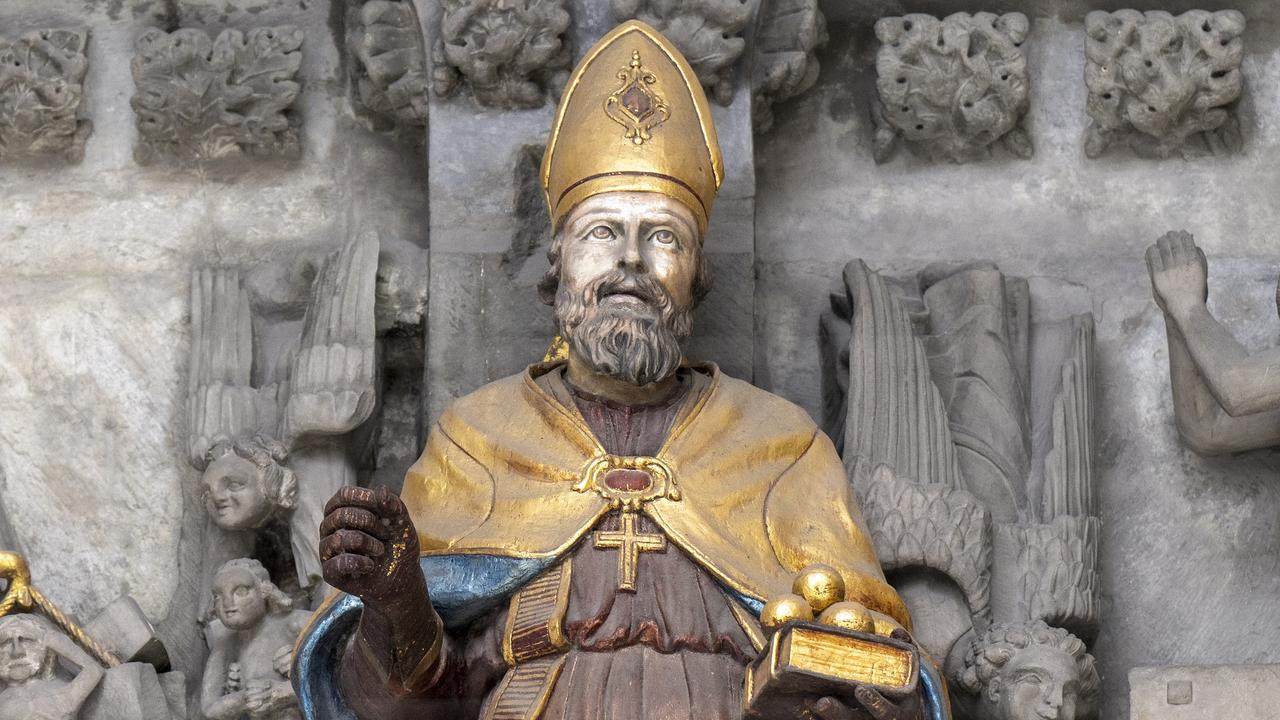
xmin=549 ymin=192 xmax=705 ymax=387
xmin=0 ymin=617 xmax=50 ymax=686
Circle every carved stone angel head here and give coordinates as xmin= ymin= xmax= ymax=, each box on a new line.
xmin=0 ymin=614 xmax=55 ymax=687
xmin=959 ymin=621 xmax=1100 ymax=720
xmin=210 ymin=558 xmax=295 ymax=631
xmin=201 ymin=434 xmax=297 ymax=531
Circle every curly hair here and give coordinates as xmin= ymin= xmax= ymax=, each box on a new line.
xmin=209 ymin=558 xmax=295 ymax=623
xmin=959 ymin=620 xmax=1100 ymax=712
xmin=537 ymin=230 xmax=714 ymax=308
xmin=203 ymin=433 xmax=297 ymax=512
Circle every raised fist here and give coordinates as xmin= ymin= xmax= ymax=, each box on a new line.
xmin=1146 ymin=230 xmax=1209 ymax=319
xmin=319 ymin=485 xmax=423 ymax=610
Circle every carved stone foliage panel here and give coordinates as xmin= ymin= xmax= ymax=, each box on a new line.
xmin=873 ymin=13 xmax=1032 ymax=164
xmin=752 ymin=0 xmax=827 ymax=133
xmin=1084 ymin=10 xmax=1245 ymax=159
xmin=0 ymin=29 xmax=91 ymax=163
xmin=610 ymin=0 xmax=752 ymax=105
xmin=349 ymin=0 xmax=428 ymax=131
xmin=431 ymin=0 xmax=572 ymax=110
xmin=131 ymin=26 xmax=304 ymax=165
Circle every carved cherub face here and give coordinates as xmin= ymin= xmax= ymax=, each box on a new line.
xmin=202 ymin=452 xmax=276 ymax=530
xmin=0 ymin=617 xmax=50 ymax=686
xmin=550 ymin=191 xmax=706 ymax=386
xmin=212 ymin=566 xmax=269 ymax=631
xmin=988 ymin=644 xmax=1082 ymax=720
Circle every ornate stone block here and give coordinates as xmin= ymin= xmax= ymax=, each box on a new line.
xmin=1131 ymin=666 xmax=1280 ymax=719
xmin=752 ymin=0 xmax=827 ymax=132
xmin=873 ymin=13 xmax=1032 ymax=163
xmin=130 ymin=26 xmax=303 ymax=164
xmin=0 ymin=29 xmax=91 ymax=163
xmin=1084 ymin=10 xmax=1245 ymax=159
xmin=611 ymin=0 xmax=752 ymax=105
xmin=349 ymin=0 xmax=427 ymax=131
xmin=430 ymin=0 xmax=571 ymax=110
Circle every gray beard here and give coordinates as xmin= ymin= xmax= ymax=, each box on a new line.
xmin=556 ymin=270 xmax=693 ymax=387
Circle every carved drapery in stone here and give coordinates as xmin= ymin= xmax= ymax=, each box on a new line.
xmin=187 ymin=234 xmax=380 ymax=610
xmin=873 ymin=13 xmax=1032 ymax=164
xmin=825 ymin=260 xmax=1100 ymax=718
xmin=430 ymin=0 xmax=571 ymax=110
xmin=1084 ymin=10 xmax=1245 ymax=159
xmin=0 ymin=29 xmax=91 ymax=163
xmin=751 ymin=0 xmax=827 ymax=133
xmin=610 ymin=0 xmax=752 ymax=106
xmin=349 ymin=0 xmax=428 ymax=131
xmin=131 ymin=26 xmax=303 ymax=164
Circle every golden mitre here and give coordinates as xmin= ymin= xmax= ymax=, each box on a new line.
xmin=541 ymin=20 xmax=724 ymax=236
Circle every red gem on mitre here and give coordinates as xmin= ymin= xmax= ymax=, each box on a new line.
xmin=603 ymin=468 xmax=653 ymax=492
xmin=620 ymin=83 xmax=653 ymax=118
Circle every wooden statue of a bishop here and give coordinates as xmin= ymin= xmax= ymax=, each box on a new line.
xmin=293 ymin=21 xmax=953 ymax=720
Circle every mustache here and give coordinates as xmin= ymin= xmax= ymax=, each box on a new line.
xmin=583 ymin=270 xmax=674 ymax=311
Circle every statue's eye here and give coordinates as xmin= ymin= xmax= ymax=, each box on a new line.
xmin=589 ymin=225 xmax=614 ymax=239
xmin=651 ymin=229 xmax=675 ymax=245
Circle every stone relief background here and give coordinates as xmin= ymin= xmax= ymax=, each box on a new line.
xmin=0 ymin=0 xmax=1278 ymax=718
xmin=756 ymin=3 xmax=1280 ymax=718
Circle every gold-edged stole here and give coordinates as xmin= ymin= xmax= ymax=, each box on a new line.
xmin=482 ymin=559 xmax=573 ymax=720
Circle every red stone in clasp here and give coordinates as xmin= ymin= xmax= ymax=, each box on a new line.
xmin=603 ymin=468 xmax=653 ymax=492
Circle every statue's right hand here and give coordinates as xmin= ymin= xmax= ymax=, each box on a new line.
xmin=1146 ymin=230 xmax=1209 ymax=318
xmin=320 ymin=486 xmax=423 ymax=609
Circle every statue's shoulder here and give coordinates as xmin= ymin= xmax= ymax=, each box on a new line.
xmin=438 ymin=370 xmax=534 ymax=430
xmin=437 ymin=368 xmax=547 ymax=438
xmin=703 ymin=366 xmax=818 ymax=435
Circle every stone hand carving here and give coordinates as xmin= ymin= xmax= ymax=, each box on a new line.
xmin=0 ymin=614 xmax=104 ymax=720
xmin=827 ymin=260 xmax=1100 ymax=715
xmin=188 ymin=233 xmax=380 ymax=602
xmin=0 ymin=29 xmax=91 ymax=163
xmin=751 ymin=0 xmax=827 ymax=132
xmin=1085 ymin=10 xmax=1245 ymax=159
xmin=349 ymin=0 xmax=427 ymax=130
xmin=131 ymin=26 xmax=303 ymax=164
xmin=431 ymin=0 xmax=571 ymax=109
xmin=873 ymin=13 xmax=1032 ymax=164
xmin=959 ymin=621 xmax=1099 ymax=720
xmin=611 ymin=0 xmax=752 ymax=105
xmin=1146 ymin=230 xmax=1280 ymax=455
xmin=201 ymin=559 xmax=310 ymax=720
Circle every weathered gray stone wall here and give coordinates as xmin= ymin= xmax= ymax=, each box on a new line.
xmin=756 ymin=5 xmax=1280 ymax=719
xmin=0 ymin=0 xmax=427 ymax=685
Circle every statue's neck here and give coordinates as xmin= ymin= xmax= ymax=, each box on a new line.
xmin=564 ymin=351 xmax=680 ymax=407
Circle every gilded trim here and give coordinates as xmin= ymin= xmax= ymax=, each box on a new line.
xmin=502 ymin=559 xmax=573 ymax=666
xmin=481 ymin=654 xmax=567 ymax=720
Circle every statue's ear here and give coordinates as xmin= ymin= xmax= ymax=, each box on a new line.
xmin=986 ymin=677 xmax=1002 ymax=704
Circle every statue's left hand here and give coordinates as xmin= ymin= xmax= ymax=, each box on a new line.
xmin=805 ymin=687 xmax=922 ymax=720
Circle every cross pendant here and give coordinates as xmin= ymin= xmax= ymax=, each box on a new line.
xmin=592 ymin=511 xmax=666 ymax=592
